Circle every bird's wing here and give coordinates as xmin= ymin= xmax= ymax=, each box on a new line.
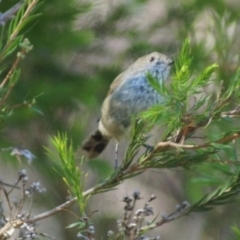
xmin=107 ymin=72 xmax=126 ymax=96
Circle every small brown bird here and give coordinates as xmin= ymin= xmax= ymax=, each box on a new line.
xmin=82 ymin=52 xmax=173 ymax=159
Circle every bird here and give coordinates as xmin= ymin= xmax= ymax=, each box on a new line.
xmin=82 ymin=52 xmax=174 ymax=160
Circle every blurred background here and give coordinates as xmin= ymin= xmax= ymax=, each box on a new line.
xmin=1 ymin=0 xmax=240 ymax=239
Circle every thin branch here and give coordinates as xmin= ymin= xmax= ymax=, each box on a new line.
xmin=141 ymin=204 xmax=190 ymax=232
xmin=144 ymin=131 xmax=240 ymax=161
xmin=1 ymin=130 xmax=240 ymax=238
xmin=25 ymin=185 xmax=98 ymax=223
xmin=15 ymin=131 xmax=240 ymax=226
xmin=221 ymin=109 xmax=240 ymax=117
xmin=0 ymin=49 xmax=23 ymax=90
xmin=25 ymin=197 xmax=76 ymax=222
xmin=0 ymin=197 xmax=78 ymax=237
xmin=0 ymin=180 xmax=20 ymax=189
xmin=0 ymin=186 xmax=13 ymax=220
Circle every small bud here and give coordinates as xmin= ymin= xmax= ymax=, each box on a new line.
xmin=31 ymin=233 xmax=38 ymax=238
xmin=144 ymin=206 xmax=154 ymax=216
xmin=19 ymin=38 xmax=33 ymax=53
xmin=77 ymin=233 xmax=83 ymax=238
xmin=17 ymin=52 xmax=25 ymax=59
xmin=19 ymin=169 xmax=27 ymax=177
xmin=107 ymin=230 xmax=114 ymax=237
xmin=135 ymin=209 xmax=144 ymax=215
xmin=23 ymin=176 xmax=29 ymax=183
xmin=124 ymin=204 xmax=133 ymax=211
xmin=132 ymin=190 xmax=141 ymax=200
xmin=25 ymin=190 xmax=30 ymax=196
xmin=182 ymin=201 xmax=190 ymax=209
xmin=123 ymin=195 xmax=132 ymax=204
xmin=128 ymin=223 xmax=136 ymax=228
xmin=149 ymin=194 xmax=157 ymax=202
xmin=88 ymin=225 xmax=95 ymax=235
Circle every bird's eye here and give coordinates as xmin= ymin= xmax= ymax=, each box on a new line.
xmin=149 ymin=56 xmax=155 ymax=62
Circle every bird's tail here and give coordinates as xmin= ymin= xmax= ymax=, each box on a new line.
xmin=82 ymin=129 xmax=110 ymax=159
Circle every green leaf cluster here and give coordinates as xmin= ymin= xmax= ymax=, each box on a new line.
xmin=0 ymin=0 xmax=42 ymax=130
xmin=142 ymin=39 xmax=240 ymax=141
xmin=49 ymin=133 xmax=87 ymax=214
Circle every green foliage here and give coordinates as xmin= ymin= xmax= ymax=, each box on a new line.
xmin=143 ymin=40 xmax=215 ymax=138
xmin=49 ymin=133 xmax=87 ymax=214
xmin=1 ymin=0 xmax=240 ymax=239
xmin=1 ymin=0 xmax=38 ymax=61
xmin=191 ymin=170 xmax=240 ymax=212
xmin=42 ymin=33 xmax=240 ymax=237
xmin=232 ymin=224 xmax=240 ymax=240
xmin=143 ymin=38 xmax=240 ymax=144
xmin=0 ymin=0 xmax=41 ymax=131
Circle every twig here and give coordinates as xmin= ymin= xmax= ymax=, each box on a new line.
xmin=1 ymin=131 xmax=240 ymax=238
xmin=141 ymin=203 xmax=190 ymax=232
xmin=8 ymin=175 xmax=22 ymax=195
xmin=0 ymin=180 xmax=20 ymax=189
xmin=143 ymin=131 xmax=240 ymax=161
xmin=0 ymin=50 xmax=23 ymax=89
xmin=221 ymin=109 xmax=240 ymax=117
xmin=9 ymin=0 xmax=37 ymax=43
xmin=21 ymin=197 xmax=76 ymax=223
xmin=25 ymin=185 xmax=98 ymax=223
xmin=0 ymin=185 xmax=13 ymax=220
xmin=126 ymin=198 xmax=136 ymax=226
xmin=17 ymin=131 xmax=239 ymax=226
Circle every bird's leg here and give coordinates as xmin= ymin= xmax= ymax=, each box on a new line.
xmin=114 ymin=142 xmax=119 ymax=170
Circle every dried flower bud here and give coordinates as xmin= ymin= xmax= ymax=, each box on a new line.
xmin=182 ymin=201 xmax=190 ymax=209
xmin=132 ymin=190 xmax=141 ymax=200
xmin=124 ymin=204 xmax=133 ymax=211
xmin=128 ymin=223 xmax=136 ymax=228
xmin=135 ymin=209 xmax=144 ymax=215
xmin=107 ymin=230 xmax=114 ymax=237
xmin=144 ymin=206 xmax=154 ymax=216
xmin=123 ymin=195 xmax=132 ymax=204
xmin=88 ymin=225 xmax=95 ymax=235
xmin=19 ymin=169 xmax=27 ymax=178
xmin=149 ymin=194 xmax=157 ymax=202
xmin=77 ymin=233 xmax=84 ymax=238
